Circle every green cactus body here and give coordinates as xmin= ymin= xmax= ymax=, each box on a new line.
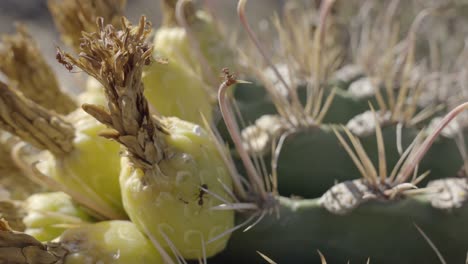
xmin=142 ymin=60 xmax=212 ymax=125
xmin=217 ymin=81 xmax=376 ymax=144
xmin=59 ymin=221 xmax=162 ymax=264
xmin=120 ymin=117 xmax=234 ymax=259
xmin=359 ymin=125 xmax=463 ymax=183
xmin=238 ymin=122 xmax=461 ymax=198
xmin=272 ymin=125 xmax=358 ymax=197
xmin=329 ymin=64 xmax=366 ymax=90
xmin=23 ymin=192 xmax=92 ymax=241
xmin=38 ymin=109 xmax=125 ymax=218
xmin=322 ymin=86 xmax=378 ymax=124
xmin=215 ymin=194 xmax=468 ymax=264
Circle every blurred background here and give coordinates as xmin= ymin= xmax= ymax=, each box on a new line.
xmin=0 ymin=0 xmax=283 ymax=92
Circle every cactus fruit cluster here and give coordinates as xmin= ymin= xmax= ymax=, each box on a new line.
xmin=1 ymin=0 xmax=468 ymax=263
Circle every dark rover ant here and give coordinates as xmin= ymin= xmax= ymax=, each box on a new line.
xmin=197 ymin=184 xmax=208 ymax=206
xmin=55 ymin=47 xmax=75 ymax=72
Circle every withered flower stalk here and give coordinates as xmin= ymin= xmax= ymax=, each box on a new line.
xmin=48 ymin=0 xmax=127 ymax=52
xmin=0 ymin=219 xmax=67 ymax=263
xmin=0 ymin=24 xmax=76 ymax=114
xmin=64 ymin=16 xmax=168 ymax=170
xmin=0 ymin=81 xmax=74 ymax=156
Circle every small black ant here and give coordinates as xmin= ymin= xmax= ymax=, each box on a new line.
xmin=197 ymin=184 xmax=208 ymax=206
xmin=55 ymin=47 xmax=74 ymax=72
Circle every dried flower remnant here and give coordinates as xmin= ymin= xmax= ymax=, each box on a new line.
xmin=0 ymin=131 xmax=43 ymax=200
xmin=48 ymin=0 xmax=127 ymax=52
xmin=0 ymin=81 xmax=74 ymax=155
xmin=0 ymin=132 xmax=16 ymax=169
xmin=66 ymin=16 xmax=166 ymax=168
xmin=0 ymin=24 xmax=76 ymax=114
xmin=0 ymin=219 xmax=68 ymax=264
xmin=0 ymin=200 xmax=26 ymax=232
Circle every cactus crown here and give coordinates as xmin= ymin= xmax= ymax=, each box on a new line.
xmin=351 ymin=4 xmax=459 ymax=128
xmin=238 ymin=0 xmax=339 ymax=128
xmin=334 ymin=107 xmax=427 ymax=199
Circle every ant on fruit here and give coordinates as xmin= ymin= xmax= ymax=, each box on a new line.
xmin=177 ymin=184 xmax=209 ymax=206
xmin=196 ymin=184 xmax=208 ymax=206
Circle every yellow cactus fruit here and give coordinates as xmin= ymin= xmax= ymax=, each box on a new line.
xmin=38 ymin=109 xmax=124 ymax=218
xmin=142 ymin=59 xmax=213 ymax=125
xmin=120 ymin=117 xmax=233 ymax=258
xmin=59 ymin=221 xmax=162 ymax=264
xmin=23 ymin=192 xmax=92 ymax=242
xmin=156 ymin=0 xmax=233 ymax=83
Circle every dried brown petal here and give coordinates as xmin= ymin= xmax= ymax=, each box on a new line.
xmin=0 ymin=82 xmax=74 ymax=155
xmin=48 ymin=0 xmax=127 ymax=52
xmin=0 ymin=218 xmax=67 ymax=263
xmin=0 ymin=24 xmax=76 ymax=114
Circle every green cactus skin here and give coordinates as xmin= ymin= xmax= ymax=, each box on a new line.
xmin=273 ymin=125 xmax=358 ymax=197
xmin=59 ymin=221 xmax=162 ymax=264
xmin=24 ymin=192 xmax=92 ymax=242
xmin=213 ymin=195 xmax=468 ymax=264
xmin=217 ymin=82 xmax=376 ymax=144
xmin=322 ymin=87 xmax=378 ymax=124
xmin=235 ymin=124 xmax=462 ymax=198
xmin=359 ymin=126 xmax=463 ymax=186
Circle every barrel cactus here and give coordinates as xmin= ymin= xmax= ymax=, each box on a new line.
xmin=0 ymin=0 xmax=468 ymax=264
